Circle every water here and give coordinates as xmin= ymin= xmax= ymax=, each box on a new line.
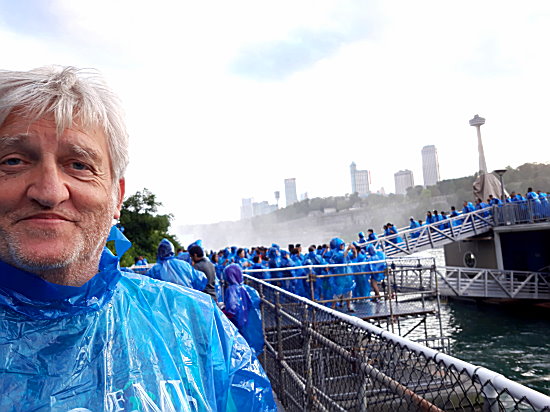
xmin=445 ymin=300 xmax=550 ymax=395
xmin=400 ymin=248 xmax=550 ymax=395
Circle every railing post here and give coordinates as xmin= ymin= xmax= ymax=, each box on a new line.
xmin=482 ymin=384 xmax=499 ymax=412
xmin=427 ymin=224 xmax=434 ymax=248
xmin=259 ymin=283 xmax=267 ymax=366
xmin=303 ymin=304 xmax=314 ymax=410
xmin=275 ymin=291 xmax=286 ymax=400
xmin=309 ymin=269 xmax=316 ymax=302
xmin=387 ymin=264 xmax=395 ymax=334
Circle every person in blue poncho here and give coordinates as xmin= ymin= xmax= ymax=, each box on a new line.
xmin=0 ymin=66 xmax=275 ymax=411
xmin=134 ymin=255 xmax=149 ymax=265
xmin=222 ymin=264 xmax=265 ymax=356
xmin=351 ymin=243 xmax=371 ymax=299
xmin=303 ymin=245 xmax=329 ymax=301
xmin=409 ymin=217 xmax=421 ymax=238
xmin=356 ymin=231 xmax=368 ymax=250
xmin=327 ymin=237 xmax=356 ymax=312
xmin=289 ymin=247 xmax=308 ymax=297
xmin=537 ymin=190 xmax=549 ymax=218
xmin=145 ymin=238 xmax=208 ymax=292
xmin=367 ymin=245 xmax=387 ymax=301
xmin=267 ymin=245 xmax=283 ymax=286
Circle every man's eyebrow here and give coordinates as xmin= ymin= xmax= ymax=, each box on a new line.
xmin=0 ymin=134 xmax=32 ymax=149
xmin=65 ymin=143 xmax=103 ymax=164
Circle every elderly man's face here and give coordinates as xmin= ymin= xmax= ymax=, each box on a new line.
xmin=0 ymin=114 xmax=124 ymax=283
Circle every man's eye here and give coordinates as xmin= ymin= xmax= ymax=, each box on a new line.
xmin=71 ymin=162 xmax=89 ymax=171
xmin=3 ymin=158 xmax=22 ymax=166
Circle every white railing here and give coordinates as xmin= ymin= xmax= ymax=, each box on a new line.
xmin=248 ymin=276 xmax=550 ymax=411
xmin=364 ymin=208 xmax=494 ymax=257
xmin=437 ymin=266 xmax=550 ymax=300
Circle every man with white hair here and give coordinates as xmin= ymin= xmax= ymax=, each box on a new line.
xmin=0 ymin=66 xmax=275 ymax=410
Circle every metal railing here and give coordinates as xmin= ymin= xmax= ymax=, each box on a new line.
xmin=364 ymin=202 xmax=550 ymax=257
xmin=247 ymin=276 xmax=550 ymax=411
xmin=363 ymin=209 xmax=494 ymax=257
xmin=493 ymin=200 xmax=550 ymax=226
xmin=245 ymin=257 xmax=449 ymax=351
xmin=437 ymin=266 xmax=550 ymax=300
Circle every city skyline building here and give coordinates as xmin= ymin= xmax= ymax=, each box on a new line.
xmin=421 ymin=145 xmax=440 ymax=187
xmin=350 ymin=161 xmax=371 ymax=196
xmin=394 ymin=169 xmax=414 ymax=195
xmin=240 ymin=198 xmax=253 ymax=220
xmin=240 ymin=197 xmax=277 ymax=220
xmin=284 ymin=178 xmax=298 ymax=207
xmin=350 ymin=162 xmax=357 ymax=193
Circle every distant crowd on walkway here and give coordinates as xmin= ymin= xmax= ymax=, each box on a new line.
xmin=394 ymin=187 xmax=550 ymax=244
xmin=126 ymin=187 xmax=550 ymax=345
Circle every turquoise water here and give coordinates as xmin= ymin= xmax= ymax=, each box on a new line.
xmin=400 ymin=248 xmax=550 ymax=395
xmin=445 ymin=300 xmax=550 ymax=395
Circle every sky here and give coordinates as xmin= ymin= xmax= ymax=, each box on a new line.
xmin=2 ymin=1 xmax=550 ymax=236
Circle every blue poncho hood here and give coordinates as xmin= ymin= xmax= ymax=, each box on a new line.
xmin=224 ymin=263 xmax=243 ymax=285
xmin=157 ymin=238 xmax=175 ymax=260
xmin=330 ymin=237 xmax=344 ymax=250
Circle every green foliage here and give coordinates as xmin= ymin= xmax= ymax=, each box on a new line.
xmin=118 ymin=188 xmax=181 ymax=267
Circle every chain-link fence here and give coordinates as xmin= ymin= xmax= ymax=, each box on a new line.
xmin=247 ymin=276 xmax=550 ymax=411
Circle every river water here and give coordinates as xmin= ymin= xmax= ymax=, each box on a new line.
xmin=400 ymin=248 xmax=550 ymax=395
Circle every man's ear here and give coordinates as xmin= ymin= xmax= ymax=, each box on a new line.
xmin=113 ymin=178 xmax=126 ymax=219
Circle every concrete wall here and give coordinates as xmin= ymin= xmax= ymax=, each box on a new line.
xmin=443 ymin=234 xmax=497 ymax=269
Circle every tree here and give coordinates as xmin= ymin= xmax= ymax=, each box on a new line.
xmin=117 ymin=188 xmax=181 ymax=267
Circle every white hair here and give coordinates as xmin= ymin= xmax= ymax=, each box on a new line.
xmin=0 ymin=66 xmax=129 ymax=181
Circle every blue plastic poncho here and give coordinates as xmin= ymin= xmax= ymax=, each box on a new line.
xmin=303 ymin=251 xmax=329 ymax=300
xmin=352 ymin=249 xmax=371 ymax=298
xmin=146 ymin=238 xmax=207 ymax=292
xmin=223 ymin=264 xmax=265 ymax=356
xmin=367 ymin=231 xmax=378 ymax=242
xmin=0 ymin=231 xmax=275 ymax=411
xmin=367 ymin=245 xmax=387 ymax=282
xmin=327 ymin=238 xmax=355 ymax=296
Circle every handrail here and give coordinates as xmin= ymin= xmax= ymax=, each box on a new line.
xmin=248 ymin=276 xmax=550 ymax=410
xmin=437 ymin=266 xmax=550 ymax=299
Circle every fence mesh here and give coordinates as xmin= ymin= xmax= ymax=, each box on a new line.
xmin=249 ymin=278 xmax=550 ymax=411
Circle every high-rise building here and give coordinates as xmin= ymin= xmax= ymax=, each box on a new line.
xmin=350 ymin=162 xmax=370 ymax=196
xmin=241 ymin=198 xmax=277 ymax=220
xmin=350 ymin=162 xmax=357 ymax=193
xmin=284 ymin=178 xmax=298 ymax=207
xmin=355 ymin=170 xmax=370 ymax=196
xmin=394 ymin=169 xmax=414 ymax=195
xmin=240 ymin=198 xmax=253 ymax=219
xmin=421 ymin=145 xmax=440 ymax=187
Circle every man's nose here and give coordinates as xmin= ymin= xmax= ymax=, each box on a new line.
xmin=26 ymin=161 xmax=70 ymax=208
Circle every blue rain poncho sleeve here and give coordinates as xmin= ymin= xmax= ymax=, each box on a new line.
xmin=0 ymin=248 xmax=275 ymax=411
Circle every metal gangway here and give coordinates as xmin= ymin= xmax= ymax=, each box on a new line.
xmin=246 ymin=275 xmax=550 ymax=411
xmin=437 ymin=266 xmax=550 ymax=300
xmin=366 ymin=201 xmax=550 ymax=258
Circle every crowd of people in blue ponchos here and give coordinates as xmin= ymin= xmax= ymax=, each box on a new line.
xmin=202 ymin=237 xmax=389 ymax=313
xmin=393 ymin=187 xmax=550 ymax=241
xmin=128 ymin=187 xmax=549 ymax=357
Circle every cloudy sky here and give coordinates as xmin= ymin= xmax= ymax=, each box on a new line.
xmin=2 ymin=1 xmax=550 ymax=234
